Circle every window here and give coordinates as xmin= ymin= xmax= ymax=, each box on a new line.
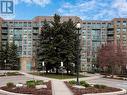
xmin=117 ymin=35 xmax=120 ymax=39
xmin=28 ymin=51 xmax=32 ymax=55
xmin=117 ymin=21 xmax=120 ymax=25
xmin=123 ymin=35 xmax=126 ymax=41
xmin=28 ymin=22 xmax=31 ymax=27
xmin=23 ymin=45 xmax=27 ymax=49
xmin=87 ymin=58 xmax=90 ymax=62
xmin=123 ymin=29 xmax=126 ymax=32
xmin=19 ymin=22 xmax=22 ymax=26
xmin=117 ymin=28 xmax=120 ymax=33
xmin=123 ymin=21 xmax=126 ymax=26
xmin=87 ymin=23 xmax=91 ymax=28
xmin=24 ymin=22 xmax=27 ymax=27
xmin=23 ymin=51 xmax=26 ymax=55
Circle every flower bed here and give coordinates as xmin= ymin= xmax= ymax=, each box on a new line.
xmin=65 ymin=80 xmax=121 ymax=95
xmin=0 ymin=80 xmax=52 ymax=95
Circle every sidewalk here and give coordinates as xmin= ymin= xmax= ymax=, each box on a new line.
xmin=62 ymin=73 xmax=103 ymax=81
xmin=19 ymin=71 xmax=103 ymax=83
xmin=52 ymin=80 xmax=73 ymax=95
xmin=19 ymin=71 xmax=57 ymax=81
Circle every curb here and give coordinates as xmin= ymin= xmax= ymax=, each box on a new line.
xmin=0 ymin=89 xmax=32 ymax=95
xmin=51 ymin=81 xmax=55 ymax=95
xmin=62 ymin=75 xmax=103 ymax=81
xmin=82 ymin=88 xmax=126 ymax=95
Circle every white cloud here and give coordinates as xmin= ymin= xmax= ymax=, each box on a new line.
xmin=58 ymin=0 xmax=127 ymax=20
xmin=14 ymin=0 xmax=51 ymax=6
xmin=112 ymin=0 xmax=127 ymax=17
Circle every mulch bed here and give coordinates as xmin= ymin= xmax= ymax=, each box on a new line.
xmin=0 ymin=81 xmax=52 ymax=95
xmin=65 ymin=82 xmax=121 ymax=95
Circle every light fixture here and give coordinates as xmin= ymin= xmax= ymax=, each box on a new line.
xmin=76 ymin=22 xmax=81 ymax=29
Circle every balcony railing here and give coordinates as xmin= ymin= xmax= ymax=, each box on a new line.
xmin=2 ymin=30 xmax=8 ymax=33
xmin=107 ymin=31 xmax=114 ymax=34
xmin=107 ymin=25 xmax=114 ymax=29
xmin=33 ymin=30 xmax=39 ymax=33
xmin=2 ymin=24 xmax=8 ymax=27
xmin=2 ymin=36 xmax=8 ymax=39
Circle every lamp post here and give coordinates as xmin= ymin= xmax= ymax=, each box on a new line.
xmin=4 ymin=59 xmax=6 ymax=70
xmin=71 ymin=63 xmax=75 ymax=74
xmin=42 ymin=61 xmax=45 ymax=73
xmin=76 ymin=22 xmax=81 ymax=85
xmin=61 ymin=62 xmax=63 ymax=79
xmin=4 ymin=59 xmax=6 ymax=76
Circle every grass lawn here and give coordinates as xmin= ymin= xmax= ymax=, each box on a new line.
xmin=30 ymin=72 xmax=86 ymax=79
xmin=0 ymin=72 xmax=22 ymax=77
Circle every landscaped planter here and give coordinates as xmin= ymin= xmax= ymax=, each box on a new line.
xmin=0 ymin=89 xmax=31 ymax=95
xmin=0 ymin=81 xmax=52 ymax=95
xmin=65 ymin=81 xmax=126 ymax=95
xmin=82 ymin=88 xmax=126 ymax=95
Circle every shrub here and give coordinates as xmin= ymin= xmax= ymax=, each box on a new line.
xmin=36 ymin=80 xmax=44 ymax=85
xmin=80 ymin=81 xmax=90 ymax=87
xmin=94 ymin=84 xmax=106 ymax=89
xmin=6 ymin=82 xmax=14 ymax=88
xmin=6 ymin=72 xmax=21 ymax=76
xmin=69 ymin=80 xmax=77 ymax=85
xmin=26 ymin=80 xmax=36 ymax=88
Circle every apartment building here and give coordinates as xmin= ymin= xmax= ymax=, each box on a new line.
xmin=0 ymin=16 xmax=81 ymax=71
xmin=113 ymin=18 xmax=127 ymax=51
xmin=0 ymin=16 xmax=127 ymax=72
xmin=81 ymin=20 xmax=108 ymax=71
xmin=81 ymin=18 xmax=127 ymax=71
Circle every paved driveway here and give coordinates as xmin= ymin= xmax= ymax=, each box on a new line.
xmin=0 ymin=75 xmax=32 ymax=86
xmin=86 ymin=78 xmax=127 ymax=90
xmin=0 ymin=74 xmax=127 ymax=95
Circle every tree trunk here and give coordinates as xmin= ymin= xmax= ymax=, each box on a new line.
xmin=67 ymin=62 xmax=69 ymax=74
xmin=46 ymin=68 xmax=48 ymax=74
xmin=56 ymin=67 xmax=59 ymax=74
xmin=111 ymin=66 xmax=115 ymax=78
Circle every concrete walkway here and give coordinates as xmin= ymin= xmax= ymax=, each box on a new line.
xmin=19 ymin=71 xmax=57 ymax=81
xmin=52 ymin=80 xmax=73 ymax=95
xmin=19 ymin=71 xmax=103 ymax=82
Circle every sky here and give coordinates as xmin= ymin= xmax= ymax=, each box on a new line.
xmin=1 ymin=0 xmax=127 ymax=20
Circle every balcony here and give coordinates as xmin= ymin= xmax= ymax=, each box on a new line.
xmin=2 ymin=24 xmax=8 ymax=27
xmin=33 ymin=36 xmax=37 ymax=40
xmin=2 ymin=36 xmax=8 ymax=39
xmin=32 ymin=24 xmax=39 ymax=27
xmin=2 ymin=42 xmax=7 ymax=45
xmin=2 ymin=30 xmax=8 ymax=34
xmin=107 ymin=31 xmax=114 ymax=35
xmin=33 ymin=30 xmax=39 ymax=34
xmin=92 ymin=26 xmax=101 ymax=29
xmin=107 ymin=25 xmax=114 ymax=29
xmin=107 ymin=37 xmax=114 ymax=41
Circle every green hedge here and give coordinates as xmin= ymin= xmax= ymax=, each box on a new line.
xmin=69 ymin=80 xmax=77 ymax=85
xmin=26 ymin=80 xmax=44 ymax=88
xmin=6 ymin=82 xmax=14 ymax=88
xmin=94 ymin=84 xmax=107 ymax=89
xmin=80 ymin=81 xmax=90 ymax=87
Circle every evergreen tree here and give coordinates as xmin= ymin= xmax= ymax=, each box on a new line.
xmin=0 ymin=48 xmax=6 ymax=69
xmin=37 ymin=14 xmax=79 ymax=74
xmin=60 ymin=19 xmax=78 ymax=74
xmin=37 ymin=19 xmax=52 ymax=72
xmin=7 ymin=42 xmax=18 ymax=70
xmin=0 ymin=42 xmax=18 ymax=70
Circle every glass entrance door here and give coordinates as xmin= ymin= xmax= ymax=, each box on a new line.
xmin=27 ymin=63 xmax=32 ymax=71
